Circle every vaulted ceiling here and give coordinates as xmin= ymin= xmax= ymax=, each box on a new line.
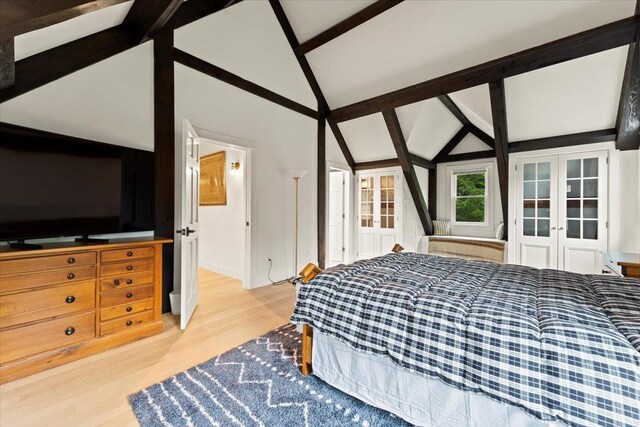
xmin=1 ymin=0 xmax=638 ymax=163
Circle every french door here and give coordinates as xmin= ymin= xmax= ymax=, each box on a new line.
xmin=515 ymin=151 xmax=608 ymax=273
xmin=357 ymin=171 xmax=401 ymax=259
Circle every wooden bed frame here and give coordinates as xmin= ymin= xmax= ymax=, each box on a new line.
xmin=297 ymin=244 xmax=404 ymax=375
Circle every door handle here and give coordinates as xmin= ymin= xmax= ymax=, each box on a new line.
xmin=551 ymin=227 xmax=556 ymax=230
xmin=558 ymin=227 xmax=564 ymax=230
xmin=175 ymin=227 xmax=197 ymax=236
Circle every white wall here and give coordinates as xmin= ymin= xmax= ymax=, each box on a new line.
xmin=198 ymin=144 xmax=246 ymax=280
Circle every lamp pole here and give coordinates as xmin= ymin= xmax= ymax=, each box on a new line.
xmin=294 ymin=176 xmax=300 ymax=277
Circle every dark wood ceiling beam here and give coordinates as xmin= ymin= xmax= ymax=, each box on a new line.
xmin=614 ymin=24 xmax=640 ymax=150
xmin=509 ymin=129 xmax=617 ymax=153
xmin=330 ymin=17 xmax=639 ymax=123
xmin=410 ymin=153 xmax=436 ymax=170
xmin=437 ymin=150 xmax=496 ymax=163
xmin=123 ymin=0 xmax=183 ymax=43
xmin=432 ymin=126 xmax=470 ymax=163
xmin=317 ymin=116 xmax=327 ymax=269
xmin=0 ymin=26 xmax=136 ymax=103
xmin=383 ymin=109 xmax=433 ymax=235
xmin=353 ymin=158 xmax=400 ymax=170
xmin=173 ymin=48 xmax=318 ymax=119
xmin=0 ymin=0 xmax=241 ymax=104
xmin=489 ymin=80 xmax=509 ymax=241
xmin=0 ymin=39 xmax=15 ymax=90
xmin=269 ymin=0 xmax=356 ymax=172
xmin=437 ymin=128 xmax=617 ymax=162
xmin=328 ymin=119 xmax=356 ymax=169
xmin=428 ymin=169 xmax=437 ymax=221
xmin=153 ymin=29 xmax=175 ymax=313
xmin=438 ymin=95 xmax=495 ymax=149
xmin=0 ymin=0 xmax=129 ymax=40
xmin=294 ymin=0 xmax=404 ymax=55
xmin=163 ymin=0 xmax=242 ymax=32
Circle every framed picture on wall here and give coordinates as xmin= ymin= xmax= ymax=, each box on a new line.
xmin=200 ymin=150 xmax=226 ymax=206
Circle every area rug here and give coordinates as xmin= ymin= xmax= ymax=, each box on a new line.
xmin=129 ymin=324 xmax=409 ymax=427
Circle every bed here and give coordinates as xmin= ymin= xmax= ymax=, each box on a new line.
xmin=291 ymin=252 xmax=640 ymax=427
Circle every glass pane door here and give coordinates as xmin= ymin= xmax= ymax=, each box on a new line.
xmin=360 ymin=176 xmax=374 ymax=228
xmin=522 ymin=161 xmax=551 ymax=237
xmin=565 ymin=158 xmax=599 ymax=240
xmin=379 ymin=175 xmax=395 ymax=229
xmin=558 ymin=151 xmax=608 ymax=274
xmin=516 ymin=156 xmax=558 ymax=270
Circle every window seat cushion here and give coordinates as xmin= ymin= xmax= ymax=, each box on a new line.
xmin=418 ymin=235 xmax=505 ymax=263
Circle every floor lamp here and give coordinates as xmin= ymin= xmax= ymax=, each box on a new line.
xmin=286 ymin=169 xmax=308 ymax=280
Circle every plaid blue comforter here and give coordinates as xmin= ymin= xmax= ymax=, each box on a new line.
xmin=291 ymin=253 xmax=640 ymax=427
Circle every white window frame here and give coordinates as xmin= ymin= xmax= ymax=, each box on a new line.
xmin=448 ymin=163 xmax=493 ymax=227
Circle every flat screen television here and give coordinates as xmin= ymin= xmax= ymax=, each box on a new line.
xmin=0 ymin=123 xmax=154 ymax=244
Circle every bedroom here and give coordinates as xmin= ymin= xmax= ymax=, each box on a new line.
xmin=0 ymin=0 xmax=638 ymax=426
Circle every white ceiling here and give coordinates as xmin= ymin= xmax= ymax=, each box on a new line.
xmin=7 ymin=0 xmax=636 ymax=164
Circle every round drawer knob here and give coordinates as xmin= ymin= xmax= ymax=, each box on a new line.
xmin=126 ymin=292 xmax=133 ymax=298
xmin=67 ymin=273 xmax=75 ymax=280
xmin=67 ymin=258 xmax=75 ymax=264
xmin=65 ymin=296 xmax=76 ymax=304
xmin=126 ymin=320 xmax=133 ymax=326
xmin=127 ymin=251 xmax=134 ymax=257
xmin=113 ymin=279 xmax=121 ymax=286
xmin=65 ymin=327 xmax=75 ymax=336
xmin=126 ymin=279 xmax=133 ymax=284
xmin=126 ymin=306 xmax=133 ymax=312
xmin=127 ymin=265 xmax=133 ymax=271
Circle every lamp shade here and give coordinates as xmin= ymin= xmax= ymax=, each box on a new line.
xmin=285 ymin=168 xmax=308 ymax=179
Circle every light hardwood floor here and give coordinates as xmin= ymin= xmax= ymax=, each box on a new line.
xmin=0 ymin=269 xmax=297 ymax=427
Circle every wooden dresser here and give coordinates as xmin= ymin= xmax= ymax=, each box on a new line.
xmin=0 ymin=237 xmax=171 ymax=383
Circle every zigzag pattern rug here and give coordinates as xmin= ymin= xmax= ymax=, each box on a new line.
xmin=129 ymin=324 xmax=409 ymax=427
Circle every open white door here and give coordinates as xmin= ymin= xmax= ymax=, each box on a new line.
xmin=178 ymin=120 xmax=200 ymax=329
xmin=328 ymin=171 xmax=345 ymax=263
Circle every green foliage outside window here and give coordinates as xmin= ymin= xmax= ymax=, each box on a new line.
xmin=455 ymin=173 xmax=486 ymax=222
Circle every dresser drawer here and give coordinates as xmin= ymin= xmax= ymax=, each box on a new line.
xmin=0 ymin=266 xmax=97 ymax=294
xmin=100 ymin=285 xmax=154 ymax=307
xmin=0 ymin=281 xmax=96 ymax=329
xmin=0 ymin=311 xmax=95 ymax=364
xmin=100 ymin=298 xmax=154 ymax=322
xmin=99 ymin=271 xmax=154 ymax=292
xmin=100 ymin=310 xmax=154 ymax=336
xmin=100 ymin=259 xmax=153 ymax=277
xmin=101 ymin=246 xmax=154 ymax=263
xmin=0 ymin=252 xmax=96 ymax=277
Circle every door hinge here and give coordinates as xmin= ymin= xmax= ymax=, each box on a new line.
xmin=342 ymin=213 xmax=345 ymax=219
xmin=246 ymin=221 xmax=250 ymax=226
xmin=342 ymin=247 xmax=345 ymax=252
xmin=606 ymin=157 xmax=609 ymax=165
xmin=606 ymin=221 xmax=608 ymax=229
xmin=515 ymin=164 xmax=517 ymax=171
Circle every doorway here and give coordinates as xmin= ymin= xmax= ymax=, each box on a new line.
xmin=175 ymin=120 xmax=254 ymax=329
xmin=515 ymin=150 xmax=608 ymax=273
xmin=198 ymin=141 xmax=248 ymax=285
xmin=327 ymin=164 xmax=352 ymax=267
xmin=356 ymin=168 xmax=403 ymax=259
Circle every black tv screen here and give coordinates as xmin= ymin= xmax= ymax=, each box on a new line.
xmin=0 ymin=123 xmax=154 ymax=241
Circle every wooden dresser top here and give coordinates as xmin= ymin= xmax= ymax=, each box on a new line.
xmin=0 ymin=237 xmax=172 ymax=259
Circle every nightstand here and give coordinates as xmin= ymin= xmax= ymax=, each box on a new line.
xmin=601 ymin=251 xmax=640 ymax=278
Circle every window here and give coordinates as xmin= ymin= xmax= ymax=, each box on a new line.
xmin=453 ymin=171 xmax=487 ymax=224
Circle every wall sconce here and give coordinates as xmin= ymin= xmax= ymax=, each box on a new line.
xmin=230 ymin=161 xmax=240 ymax=176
